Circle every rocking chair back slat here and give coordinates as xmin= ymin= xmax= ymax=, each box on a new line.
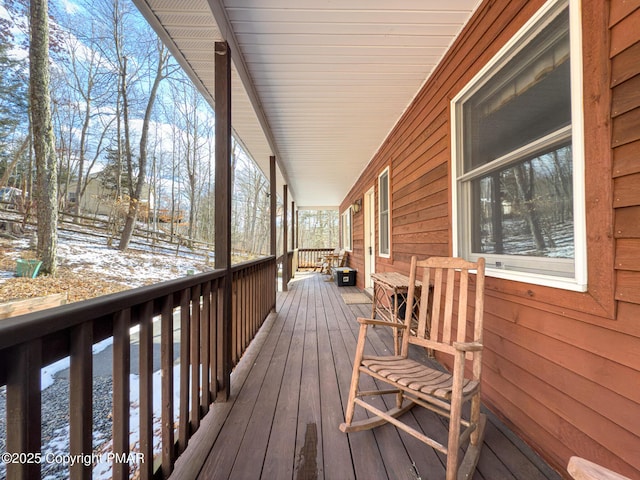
xmin=457 ymin=268 xmax=469 ymax=344
xmin=429 ymin=266 xmax=442 ymax=342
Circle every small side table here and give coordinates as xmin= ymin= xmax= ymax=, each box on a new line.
xmin=370 ymin=272 xmax=422 ymax=354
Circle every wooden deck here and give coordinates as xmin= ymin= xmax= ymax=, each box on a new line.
xmin=169 ymin=271 xmax=562 ymax=480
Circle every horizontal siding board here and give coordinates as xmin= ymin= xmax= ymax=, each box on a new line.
xmin=481 ymin=376 xmax=582 ymax=476
xmin=483 ymin=315 xmax=640 ymax=422
xmin=394 ymin=216 xmax=449 ymax=235
xmin=610 ymin=7 xmax=640 ymax=56
xmin=614 ymin=206 xmax=640 ymax=238
xmin=393 ymin=176 xmax=448 ymax=210
xmin=484 ymin=298 xmax=640 ymax=381
xmin=611 ymin=40 xmax=640 ymax=86
xmin=393 ymin=230 xmax=449 ymax=245
xmin=392 ymin=117 xmax=449 ymax=185
xmin=613 ymin=172 xmax=640 ymax=207
xmin=612 ymin=140 xmax=640 ymax=177
xmin=615 ymin=301 xmax=640 ymax=337
xmin=484 ymin=331 xmax=640 ymax=436
xmin=394 ymin=161 xmax=448 ymax=203
xmin=615 ymin=270 xmax=640 ymax=304
xmin=612 ymin=107 xmax=640 ymax=146
xmin=482 ymin=353 xmax=640 ymax=476
xmin=615 ymin=238 xmax=640 ymax=270
xmin=391 ymin=245 xmax=450 ymax=264
xmin=609 ymin=0 xmax=640 ymax=26
xmin=484 ymin=274 xmax=612 ymax=319
xmin=482 ymin=345 xmax=640 ymax=473
xmin=394 ymin=200 xmax=449 ymax=228
xmin=611 ymin=74 xmax=640 ymax=116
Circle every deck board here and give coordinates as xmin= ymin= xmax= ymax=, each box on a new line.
xmin=170 ymin=271 xmax=562 ymax=480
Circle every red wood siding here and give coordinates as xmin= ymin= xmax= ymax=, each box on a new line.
xmin=613 ymin=0 xmax=640 ymax=311
xmin=340 ymin=0 xmax=640 ymax=477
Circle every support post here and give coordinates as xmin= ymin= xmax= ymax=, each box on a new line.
xmin=270 ymin=156 xmax=277 ymax=257
xmin=291 ymin=201 xmax=296 ymax=250
xmin=282 ymin=185 xmax=288 ymax=292
xmin=270 ymin=156 xmax=277 ymax=310
xmin=215 ymin=41 xmax=232 ymax=401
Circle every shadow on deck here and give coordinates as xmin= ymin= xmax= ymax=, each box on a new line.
xmin=169 ymin=271 xmax=562 ymax=480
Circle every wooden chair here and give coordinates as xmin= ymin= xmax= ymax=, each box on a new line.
xmin=328 ymin=249 xmax=348 ymax=276
xmin=340 ymin=256 xmax=486 ymax=480
xmin=315 ymin=247 xmax=339 ymax=272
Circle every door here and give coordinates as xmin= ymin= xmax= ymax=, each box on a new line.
xmin=363 ymin=187 xmax=376 ymax=289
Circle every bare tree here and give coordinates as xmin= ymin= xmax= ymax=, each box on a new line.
xmin=30 ymin=0 xmax=58 ymax=274
xmin=119 ymin=40 xmax=172 ymax=250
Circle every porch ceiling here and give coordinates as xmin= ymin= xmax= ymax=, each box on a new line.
xmin=131 ymin=0 xmax=481 ymax=209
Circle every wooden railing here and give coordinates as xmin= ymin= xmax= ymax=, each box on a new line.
xmin=297 ymin=248 xmax=334 ymax=269
xmin=0 ymin=256 xmax=276 ymax=479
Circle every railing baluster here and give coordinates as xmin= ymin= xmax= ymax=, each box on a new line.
xmin=240 ymin=270 xmax=246 ymax=360
xmin=232 ymin=273 xmax=238 ymax=366
xmin=70 ymin=322 xmax=93 ymax=480
xmin=178 ymin=289 xmax=190 ymax=453
xmin=201 ymin=282 xmax=211 ymax=413
xmin=190 ymin=285 xmax=200 ymax=432
xmin=138 ymin=301 xmax=154 ymax=480
xmin=161 ymin=295 xmax=175 ymax=476
xmin=209 ymin=278 xmax=218 ymax=400
xmin=113 ymin=309 xmax=130 ymax=480
xmin=6 ymin=340 xmax=41 ymax=480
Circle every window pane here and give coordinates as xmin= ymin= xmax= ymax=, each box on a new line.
xmin=463 ymin=8 xmax=570 ymax=172
xmin=380 ymin=172 xmax=389 ymax=212
xmin=380 ymin=211 xmax=389 ymax=254
xmin=379 ymin=169 xmax=390 ymax=255
xmin=472 ymin=144 xmax=573 ymax=258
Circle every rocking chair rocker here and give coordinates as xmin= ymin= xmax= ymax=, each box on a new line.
xmin=340 ymin=256 xmax=487 ymax=480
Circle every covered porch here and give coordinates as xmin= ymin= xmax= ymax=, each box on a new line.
xmin=2 ymin=0 xmax=636 ymax=478
xmin=170 ymin=270 xmax=560 ymax=480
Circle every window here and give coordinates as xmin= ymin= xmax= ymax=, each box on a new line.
xmin=378 ymin=167 xmax=391 ymax=257
xmin=342 ymin=207 xmax=352 ymax=251
xmin=452 ymin=0 xmax=586 ymax=291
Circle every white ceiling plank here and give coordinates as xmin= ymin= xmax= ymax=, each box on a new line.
xmin=132 ymin=0 xmax=482 ymax=207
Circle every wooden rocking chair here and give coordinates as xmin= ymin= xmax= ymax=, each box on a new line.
xmin=340 ymin=256 xmax=487 ymax=480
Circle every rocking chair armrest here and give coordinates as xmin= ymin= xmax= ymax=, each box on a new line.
xmin=356 ymin=317 xmax=407 ymax=329
xmin=567 ymin=456 xmax=632 ymax=480
xmin=453 ymin=341 xmax=483 ymax=352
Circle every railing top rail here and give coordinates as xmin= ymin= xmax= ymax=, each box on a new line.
xmin=0 ymin=256 xmax=279 ymax=351
xmin=231 ymin=255 xmax=276 ymax=272
xmin=0 ymin=269 xmax=229 ymax=351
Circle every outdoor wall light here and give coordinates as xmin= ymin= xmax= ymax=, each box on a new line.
xmin=352 ymin=199 xmax=362 ymax=213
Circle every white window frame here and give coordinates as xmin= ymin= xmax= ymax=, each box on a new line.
xmin=378 ymin=167 xmax=391 ymax=258
xmin=451 ymin=0 xmax=587 ymax=291
xmin=342 ymin=207 xmax=353 ymax=251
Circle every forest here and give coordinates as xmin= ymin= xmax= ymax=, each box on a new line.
xmin=0 ymin=0 xmax=338 ymax=271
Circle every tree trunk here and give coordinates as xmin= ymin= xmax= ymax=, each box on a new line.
xmin=30 ymin=0 xmax=58 ymax=275
xmin=119 ymin=44 xmax=168 ymax=250
xmin=514 ymin=162 xmax=546 ymax=252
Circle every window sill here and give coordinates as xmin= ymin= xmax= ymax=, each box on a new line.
xmin=485 ymin=267 xmax=587 ymax=292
